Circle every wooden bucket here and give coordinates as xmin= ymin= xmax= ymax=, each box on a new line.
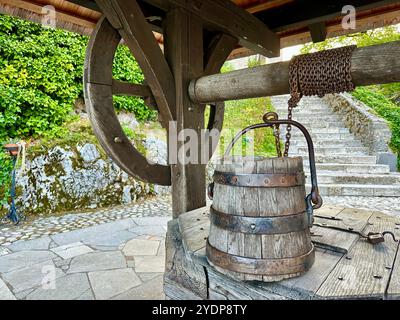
xmin=206 ymin=156 xmax=315 ymax=282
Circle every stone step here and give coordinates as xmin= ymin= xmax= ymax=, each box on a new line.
xmin=306 ymin=184 xmax=400 ymax=197
xmin=290 ymin=140 xmax=362 ymax=148
xmin=291 ymin=127 xmax=349 ymax=134
xmin=275 ymin=115 xmax=341 ymax=123
xmin=301 ymin=155 xmax=377 ymax=164
xmin=303 ymin=163 xmax=390 ymax=174
xmin=307 ymin=173 xmax=400 ymax=185
xmin=275 ymin=121 xmax=345 ymax=129
xmin=284 ymin=132 xmax=356 ymax=141
xmin=292 ymin=146 xmax=368 ymax=155
xmin=276 ymin=109 xmax=339 ymax=121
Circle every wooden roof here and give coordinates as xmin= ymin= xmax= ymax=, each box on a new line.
xmin=1 ymin=0 xmax=399 ymax=58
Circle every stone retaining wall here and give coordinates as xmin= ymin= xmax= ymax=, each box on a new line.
xmin=324 ymin=93 xmax=397 ymax=171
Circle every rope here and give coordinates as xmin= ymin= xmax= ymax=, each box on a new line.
xmin=284 ymin=45 xmax=357 ymax=156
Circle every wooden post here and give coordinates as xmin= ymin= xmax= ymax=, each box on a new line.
xmin=164 ymin=8 xmax=206 ymax=218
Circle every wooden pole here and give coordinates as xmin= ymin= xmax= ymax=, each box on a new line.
xmin=164 ymin=8 xmax=206 ymax=218
xmin=189 ymin=41 xmax=400 ymax=104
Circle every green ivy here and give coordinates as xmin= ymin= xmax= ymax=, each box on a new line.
xmin=352 ymin=87 xmax=400 ymax=168
xmin=0 ymin=151 xmax=13 ymax=208
xmin=0 ymin=14 xmax=154 ymax=143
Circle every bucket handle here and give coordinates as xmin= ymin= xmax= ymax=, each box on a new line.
xmin=209 ymin=112 xmax=322 ymax=221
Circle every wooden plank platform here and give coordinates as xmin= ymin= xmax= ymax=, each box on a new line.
xmin=168 ymin=205 xmax=400 ymax=300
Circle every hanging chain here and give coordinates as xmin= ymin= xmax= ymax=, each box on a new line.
xmin=273 ymin=123 xmax=282 ymax=157
xmin=284 ymin=45 xmax=357 ymax=157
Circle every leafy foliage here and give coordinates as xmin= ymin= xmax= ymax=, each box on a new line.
xmin=0 ymin=15 xmax=154 ymax=208
xmin=222 ymin=97 xmax=278 ymax=157
xmin=0 ymin=14 xmax=153 ymax=143
xmin=301 ymin=25 xmax=400 ymax=53
xmin=0 ymin=151 xmax=12 ymax=208
xmin=301 ymin=25 xmax=400 ymax=167
xmin=352 ymin=87 xmax=400 ymax=167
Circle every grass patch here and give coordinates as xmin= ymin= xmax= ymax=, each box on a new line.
xmin=217 ymin=97 xmax=278 ymax=158
xmin=352 ymin=86 xmax=400 ymax=168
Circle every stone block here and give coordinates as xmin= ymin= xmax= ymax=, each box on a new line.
xmin=68 ymin=251 xmax=127 ymax=274
xmin=89 ymin=268 xmax=141 ymax=300
xmin=122 ymin=239 xmax=160 ymax=257
xmin=51 ymin=242 xmax=94 ymax=259
xmin=134 ymin=256 xmax=165 ymax=273
xmin=26 ymin=273 xmax=90 ymax=300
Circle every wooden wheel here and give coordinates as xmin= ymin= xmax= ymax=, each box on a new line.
xmin=84 ymin=1 xmax=237 ymax=187
xmin=84 ymin=16 xmax=173 ymax=186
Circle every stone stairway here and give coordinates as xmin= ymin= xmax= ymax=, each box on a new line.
xmin=271 ymin=95 xmax=400 ymax=197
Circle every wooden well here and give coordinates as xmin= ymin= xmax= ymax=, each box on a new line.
xmin=207 ymin=156 xmax=315 ymax=282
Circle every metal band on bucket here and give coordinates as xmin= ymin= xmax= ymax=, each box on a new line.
xmin=213 ymin=171 xmax=305 ymax=188
xmin=206 ymin=241 xmax=315 ymax=276
xmin=210 ymin=207 xmax=310 ymax=235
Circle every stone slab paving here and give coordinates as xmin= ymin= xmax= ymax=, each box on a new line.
xmin=0 ymin=196 xmax=171 ymax=246
xmin=1 ymin=193 xmax=399 ymax=300
xmin=0 ymin=201 xmax=170 ymax=300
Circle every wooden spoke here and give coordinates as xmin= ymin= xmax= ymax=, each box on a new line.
xmin=84 ymin=16 xmax=171 ymax=186
xmin=112 ymin=80 xmax=152 ymax=97
xmin=112 ymin=80 xmax=158 ymax=110
xmin=96 ymin=0 xmax=175 ymax=123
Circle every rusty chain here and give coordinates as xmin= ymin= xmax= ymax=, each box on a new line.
xmin=284 ymin=45 xmax=357 ymax=157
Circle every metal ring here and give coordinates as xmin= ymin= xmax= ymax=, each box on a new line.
xmin=210 ymin=207 xmax=310 ymax=235
xmin=206 ymin=241 xmax=315 ymax=276
xmin=213 ymin=172 xmax=305 ymax=188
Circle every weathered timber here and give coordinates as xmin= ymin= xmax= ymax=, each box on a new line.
xmin=317 ymin=212 xmax=400 ymax=299
xmin=171 ymin=205 xmax=400 ymax=300
xmin=312 ymin=208 xmax=373 ymax=254
xmin=84 ymin=17 xmax=171 ymax=185
xmin=189 ymin=41 xmax=400 ymax=104
xmin=164 ymin=219 xmax=208 ymax=300
xmin=207 ymin=156 xmax=314 ymax=282
xmin=164 ymin=8 xmax=206 ymax=217
xmin=142 ymin=0 xmax=280 ymax=57
xmin=96 ymin=0 xmax=175 ymax=123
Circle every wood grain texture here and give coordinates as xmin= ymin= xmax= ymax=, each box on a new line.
xmin=312 ymin=208 xmax=373 ymax=254
xmin=208 ymin=157 xmax=314 ymax=281
xmin=317 ymin=212 xmax=400 ymax=299
xmin=171 ymin=206 xmax=400 ymax=300
xmin=142 ymin=0 xmax=280 ymax=57
xmin=83 ymin=16 xmax=171 ymax=185
xmin=189 ymin=41 xmax=400 ymax=103
xmin=164 ymin=219 xmax=208 ymax=300
xmin=97 ymin=0 xmax=175 ymax=123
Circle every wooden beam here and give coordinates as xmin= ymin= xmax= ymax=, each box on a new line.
xmin=308 ymin=22 xmax=327 ymax=43
xmin=164 ymin=8 xmax=206 ymax=217
xmin=189 ymin=41 xmax=400 ymax=103
xmin=143 ymin=0 xmax=280 ymax=57
xmin=245 ymin=0 xmax=295 ymax=14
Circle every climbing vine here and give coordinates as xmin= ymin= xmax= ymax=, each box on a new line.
xmin=0 ymin=14 xmax=154 ymax=143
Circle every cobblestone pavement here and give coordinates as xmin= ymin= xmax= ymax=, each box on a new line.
xmin=0 ymin=196 xmax=171 ymax=246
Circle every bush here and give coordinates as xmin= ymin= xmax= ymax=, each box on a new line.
xmin=351 ymin=87 xmax=400 ymax=165
xmin=0 ymin=151 xmax=13 ymax=208
xmin=0 ymin=14 xmax=154 ymax=143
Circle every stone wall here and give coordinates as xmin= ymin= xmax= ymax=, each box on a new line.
xmin=324 ymin=93 xmax=397 ymax=171
xmin=4 ymin=143 xmax=155 ymax=216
